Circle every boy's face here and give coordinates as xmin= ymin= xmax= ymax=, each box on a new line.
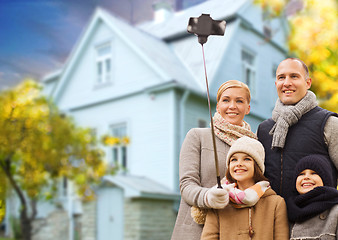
xmin=296 ymin=169 xmax=323 ymax=194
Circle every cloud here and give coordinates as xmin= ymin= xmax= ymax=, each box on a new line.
xmin=0 ymin=0 xmax=160 ymax=89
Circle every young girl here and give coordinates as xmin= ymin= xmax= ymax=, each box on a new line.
xmin=201 ymin=136 xmax=289 ymax=240
xmin=287 ymin=155 xmax=338 ymax=239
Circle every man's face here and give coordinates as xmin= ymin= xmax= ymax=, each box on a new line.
xmin=275 ymin=59 xmax=312 ymax=105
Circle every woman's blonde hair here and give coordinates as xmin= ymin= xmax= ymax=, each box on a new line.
xmin=216 ymin=80 xmax=251 ymax=103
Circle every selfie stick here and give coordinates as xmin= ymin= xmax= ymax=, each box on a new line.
xmin=187 ymin=14 xmax=226 ymax=188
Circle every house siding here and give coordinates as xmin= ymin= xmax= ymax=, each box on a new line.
xmin=56 ymin=20 xmax=162 ymax=111
xmin=68 ymin=89 xmax=176 ymax=191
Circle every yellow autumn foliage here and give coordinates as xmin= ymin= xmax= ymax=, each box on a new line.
xmin=255 ymin=0 xmax=338 ymax=113
xmin=0 ymin=79 xmax=116 ymax=206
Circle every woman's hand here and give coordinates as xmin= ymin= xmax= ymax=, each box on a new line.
xmin=204 ymin=186 xmax=230 ymax=209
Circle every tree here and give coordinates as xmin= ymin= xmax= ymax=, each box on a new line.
xmin=0 ymin=173 xmax=5 ymax=224
xmin=0 ymin=80 xmax=113 ymax=240
xmin=255 ymin=0 xmax=338 ymax=112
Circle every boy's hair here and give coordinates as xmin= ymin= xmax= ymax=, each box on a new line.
xmin=295 ymin=154 xmax=334 ymax=187
xmin=225 ymin=161 xmax=269 ymax=184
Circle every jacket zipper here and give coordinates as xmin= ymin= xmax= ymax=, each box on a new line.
xmin=280 ymin=150 xmax=283 ymax=195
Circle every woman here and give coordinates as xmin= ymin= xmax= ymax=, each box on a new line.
xmin=171 ymin=80 xmax=257 ymax=240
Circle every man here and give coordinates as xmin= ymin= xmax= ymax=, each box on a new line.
xmin=257 ymin=58 xmax=338 ymax=200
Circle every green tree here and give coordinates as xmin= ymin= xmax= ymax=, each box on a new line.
xmin=0 ymin=80 xmax=112 ymax=240
xmin=255 ymin=0 xmax=338 ymax=112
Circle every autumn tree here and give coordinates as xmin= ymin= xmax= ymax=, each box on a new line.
xmin=0 ymin=80 xmax=113 ymax=240
xmin=255 ymin=0 xmax=338 ymax=112
xmin=0 ymin=173 xmax=5 ymax=225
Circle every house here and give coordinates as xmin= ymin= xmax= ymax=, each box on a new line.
xmin=4 ymin=0 xmax=288 ymax=239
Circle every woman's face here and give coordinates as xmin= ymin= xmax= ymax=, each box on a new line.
xmin=296 ymin=169 xmax=323 ymax=194
xmin=217 ymin=87 xmax=250 ymax=126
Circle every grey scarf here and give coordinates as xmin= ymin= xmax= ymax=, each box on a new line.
xmin=269 ymin=91 xmax=318 ymax=149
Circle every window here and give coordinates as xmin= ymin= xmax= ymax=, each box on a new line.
xmin=263 ymin=25 xmax=272 ymax=39
xmin=241 ymin=50 xmax=256 ymax=98
xmin=96 ymin=44 xmax=112 ymax=84
xmin=198 ymin=119 xmax=207 ymax=128
xmin=262 ymin=11 xmax=272 ymax=40
xmin=111 ymin=123 xmax=128 ymax=170
xmin=62 ymin=176 xmax=68 ymax=196
xmin=271 ymin=64 xmax=279 ymax=108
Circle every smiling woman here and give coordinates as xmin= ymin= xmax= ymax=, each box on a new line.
xmin=171 ymin=80 xmax=257 ymax=240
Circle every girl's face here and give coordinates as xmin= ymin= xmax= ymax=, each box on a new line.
xmin=229 ymin=152 xmax=255 ymax=190
xmin=217 ymin=87 xmax=250 ymax=126
xmin=296 ymin=169 xmax=324 ymax=195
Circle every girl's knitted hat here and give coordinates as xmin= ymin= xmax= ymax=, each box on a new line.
xmin=295 ymin=155 xmax=334 ymax=187
xmin=226 ymin=136 xmax=265 ymax=173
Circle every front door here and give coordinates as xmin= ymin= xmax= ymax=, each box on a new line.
xmin=97 ymin=187 xmax=124 ymax=240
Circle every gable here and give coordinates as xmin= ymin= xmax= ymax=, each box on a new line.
xmin=50 ymin=8 xmax=198 ymax=110
xmin=56 ymin=19 xmax=166 ymax=110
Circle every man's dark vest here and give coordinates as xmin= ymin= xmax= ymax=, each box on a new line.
xmin=257 ymin=106 xmax=338 ymax=200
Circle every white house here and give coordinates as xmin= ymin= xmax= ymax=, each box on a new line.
xmin=4 ymin=0 xmax=288 ymax=239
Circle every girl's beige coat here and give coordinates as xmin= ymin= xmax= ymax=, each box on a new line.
xmin=201 ymin=188 xmax=289 ymax=240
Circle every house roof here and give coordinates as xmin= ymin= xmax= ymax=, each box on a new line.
xmin=102 ymin=175 xmax=180 ymax=200
xmin=99 ymin=8 xmax=200 ymax=92
xmin=46 ymin=0 xmax=252 ymax=102
xmin=138 ymin=0 xmax=247 ymax=39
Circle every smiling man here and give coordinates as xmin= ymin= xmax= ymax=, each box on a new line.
xmin=257 ymin=58 xmax=338 ymax=200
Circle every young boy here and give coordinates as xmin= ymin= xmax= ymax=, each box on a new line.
xmin=287 ymin=155 xmax=338 ymax=239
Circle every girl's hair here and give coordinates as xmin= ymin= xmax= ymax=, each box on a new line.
xmin=216 ymin=80 xmax=251 ymax=103
xmin=225 ymin=161 xmax=269 ymax=184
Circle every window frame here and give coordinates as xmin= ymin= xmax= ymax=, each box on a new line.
xmin=241 ymin=49 xmax=257 ymax=99
xmin=110 ymin=122 xmax=128 ymax=171
xmin=95 ymin=42 xmax=112 ymax=85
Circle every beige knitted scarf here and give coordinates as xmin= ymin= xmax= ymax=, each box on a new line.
xmin=269 ymin=91 xmax=317 ymax=149
xmin=213 ymin=112 xmax=257 ymax=145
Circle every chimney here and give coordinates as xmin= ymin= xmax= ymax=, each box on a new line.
xmin=153 ymin=1 xmax=173 ymax=23
xmin=175 ymin=0 xmax=183 ymax=11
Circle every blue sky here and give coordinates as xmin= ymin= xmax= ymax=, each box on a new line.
xmin=0 ymin=0 xmax=158 ymax=89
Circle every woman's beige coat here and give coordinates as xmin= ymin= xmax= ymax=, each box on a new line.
xmin=171 ymin=128 xmax=231 ymax=240
xmin=201 ymin=188 xmax=289 ymax=240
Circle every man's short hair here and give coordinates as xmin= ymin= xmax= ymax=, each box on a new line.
xmin=283 ymin=58 xmax=309 ymax=78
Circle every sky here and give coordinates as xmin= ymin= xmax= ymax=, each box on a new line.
xmin=0 ymin=0 xmax=185 ymax=89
